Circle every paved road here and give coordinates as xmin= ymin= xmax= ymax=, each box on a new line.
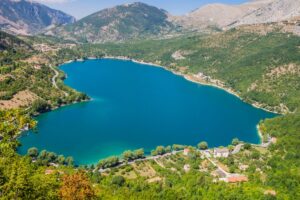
xmin=49 ymin=65 xmax=68 ymax=97
xmin=98 ymin=151 xmax=182 ymax=173
xmin=231 ymin=144 xmax=244 ymax=154
xmin=50 ymin=65 xmax=59 ymax=89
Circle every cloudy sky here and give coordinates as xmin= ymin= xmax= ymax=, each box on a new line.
xmin=35 ymin=0 xmax=248 ymax=19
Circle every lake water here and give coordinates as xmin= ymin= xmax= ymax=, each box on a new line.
xmin=18 ymin=59 xmax=276 ymax=164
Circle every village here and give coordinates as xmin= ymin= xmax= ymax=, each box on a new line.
xmin=42 ymin=134 xmax=278 ymax=190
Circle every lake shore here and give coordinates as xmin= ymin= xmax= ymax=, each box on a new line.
xmin=256 ymin=124 xmax=263 ymax=143
xmin=62 ymin=56 xmax=281 ymax=115
xmin=60 ymin=56 xmax=278 ymax=146
xmin=100 ymin=56 xmax=280 ymax=115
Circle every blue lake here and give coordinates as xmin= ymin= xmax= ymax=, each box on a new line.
xmin=18 ymin=59 xmax=276 ymax=164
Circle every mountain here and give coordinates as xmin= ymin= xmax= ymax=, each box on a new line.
xmin=49 ymin=2 xmax=179 ymax=43
xmin=228 ymin=0 xmax=300 ymax=28
xmin=0 ymin=0 xmax=75 ymax=35
xmin=171 ymin=0 xmax=272 ymax=30
xmin=172 ymin=0 xmax=300 ymax=32
xmin=0 ymin=30 xmax=32 ymax=51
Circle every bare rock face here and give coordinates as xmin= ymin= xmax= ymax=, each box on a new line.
xmin=172 ymin=0 xmax=272 ymax=30
xmin=172 ymin=0 xmax=300 ymax=32
xmin=0 ymin=0 xmax=75 ymax=35
xmin=228 ymin=0 xmax=300 ymax=28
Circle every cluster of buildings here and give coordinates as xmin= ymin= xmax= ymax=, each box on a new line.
xmin=182 ymin=144 xmax=251 ymax=184
xmin=194 ymin=72 xmax=225 ymax=88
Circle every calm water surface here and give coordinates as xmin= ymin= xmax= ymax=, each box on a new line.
xmin=18 ymin=59 xmax=276 ymax=164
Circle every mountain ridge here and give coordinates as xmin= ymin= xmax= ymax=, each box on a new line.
xmin=172 ymin=0 xmax=300 ymax=33
xmin=0 ymin=0 xmax=75 ymax=35
xmin=47 ymin=2 xmax=180 ymax=43
xmin=228 ymin=0 xmax=300 ymax=28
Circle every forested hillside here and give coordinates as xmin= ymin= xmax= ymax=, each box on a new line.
xmin=0 ymin=31 xmax=87 ymax=112
xmin=60 ymin=25 xmax=300 ymax=114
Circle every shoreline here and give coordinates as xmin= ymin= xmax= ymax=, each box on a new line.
xmin=100 ymin=56 xmax=281 ymax=115
xmin=17 ymin=57 xmax=274 ymax=159
xmin=256 ymin=124 xmax=263 ymax=144
xmin=60 ymin=56 xmax=280 ymax=145
xmin=62 ymin=56 xmax=281 ymax=115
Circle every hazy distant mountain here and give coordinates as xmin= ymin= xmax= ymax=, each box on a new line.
xmin=49 ymin=2 xmax=179 ymax=43
xmin=228 ymin=0 xmax=300 ymax=28
xmin=171 ymin=0 xmax=272 ymax=30
xmin=0 ymin=0 xmax=75 ymax=35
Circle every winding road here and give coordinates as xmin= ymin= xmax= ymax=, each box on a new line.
xmin=49 ymin=65 xmax=68 ymax=97
xmin=50 ymin=65 xmax=59 ymax=89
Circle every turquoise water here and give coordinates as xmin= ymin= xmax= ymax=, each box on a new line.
xmin=18 ymin=59 xmax=276 ymax=164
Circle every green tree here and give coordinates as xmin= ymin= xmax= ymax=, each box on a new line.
xmin=57 ymin=155 xmax=66 ymax=165
xmin=0 ymin=168 xmax=6 ymax=186
xmin=228 ymin=145 xmax=234 ymax=152
xmin=111 ymin=175 xmax=125 ymax=186
xmin=155 ymin=146 xmax=165 ymax=155
xmin=134 ymin=148 xmax=144 ymax=159
xmin=151 ymin=150 xmax=158 ymax=156
xmin=98 ymin=156 xmax=119 ymax=169
xmin=47 ymin=152 xmax=57 ymax=162
xmin=232 ymin=138 xmax=240 ymax=146
xmin=65 ymin=156 xmax=74 ymax=167
xmin=30 ymin=100 xmax=50 ymax=114
xmin=198 ymin=141 xmax=208 ymax=150
xmin=243 ymin=143 xmax=252 ymax=150
xmin=165 ymin=146 xmax=172 ymax=153
xmin=122 ymin=150 xmax=134 ymax=161
xmin=38 ymin=150 xmax=48 ymax=160
xmin=27 ymin=147 xmax=38 ymax=158
xmin=172 ymin=144 xmax=185 ymax=151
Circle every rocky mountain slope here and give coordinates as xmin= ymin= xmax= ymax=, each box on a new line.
xmin=0 ymin=0 xmax=75 ymax=35
xmin=172 ymin=0 xmax=300 ymax=32
xmin=49 ymin=2 xmax=179 ymax=43
xmin=228 ymin=0 xmax=300 ymax=28
xmin=171 ymin=0 xmax=272 ymax=30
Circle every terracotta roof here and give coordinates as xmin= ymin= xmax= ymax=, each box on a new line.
xmin=264 ymin=190 xmax=277 ymax=196
xmin=184 ymin=148 xmax=191 ymax=153
xmin=227 ymin=175 xmax=248 ymax=183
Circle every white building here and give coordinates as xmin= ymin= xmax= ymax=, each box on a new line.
xmin=183 ymin=164 xmax=190 ymax=172
xmin=213 ymin=148 xmax=229 ymax=158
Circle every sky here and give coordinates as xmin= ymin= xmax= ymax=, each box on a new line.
xmin=35 ymin=0 xmax=249 ymax=19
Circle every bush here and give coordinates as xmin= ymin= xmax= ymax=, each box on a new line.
xmin=111 ymin=175 xmax=125 ymax=186
xmin=232 ymin=138 xmax=240 ymax=146
xmin=27 ymin=147 xmax=38 ymax=158
xmin=197 ymin=141 xmax=208 ymax=150
xmin=243 ymin=143 xmax=252 ymax=150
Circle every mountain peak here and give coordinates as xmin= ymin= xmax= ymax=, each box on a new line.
xmin=51 ymin=2 xmax=178 ymax=43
